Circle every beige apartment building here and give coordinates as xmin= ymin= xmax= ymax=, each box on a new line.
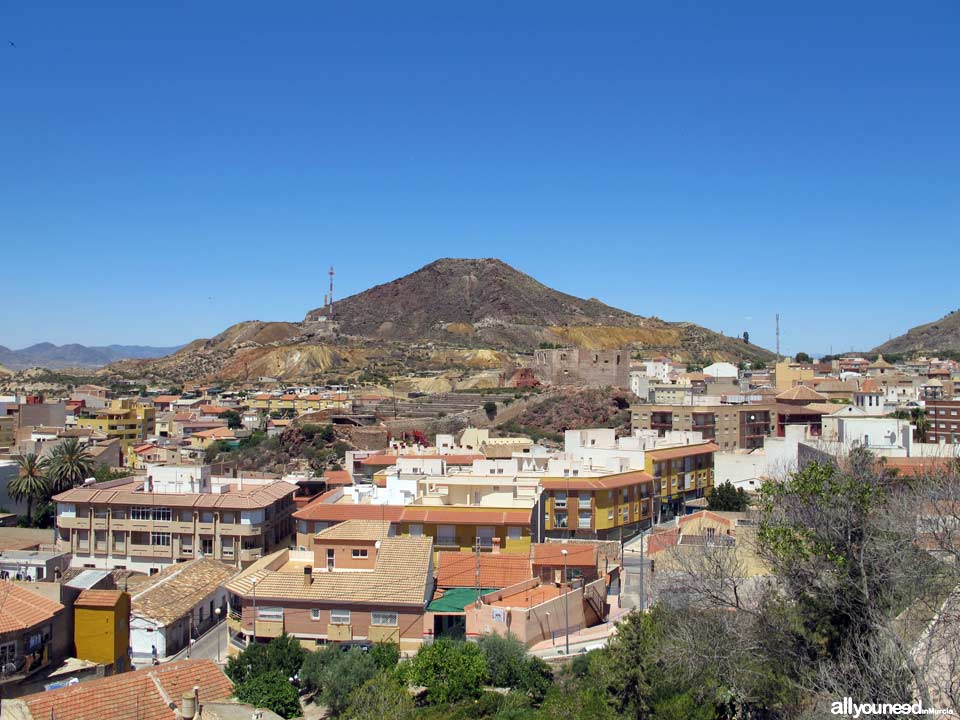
xmin=53 ymin=464 xmax=296 ymax=574
xmin=631 ymin=403 xmax=775 ymax=450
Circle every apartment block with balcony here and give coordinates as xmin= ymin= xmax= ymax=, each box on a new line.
xmin=646 ymin=442 xmax=717 ymax=519
xmin=76 ymin=398 xmax=156 ymax=451
xmin=541 ymin=469 xmax=654 ymax=540
xmin=631 ymin=403 xmax=774 ymax=450
xmin=53 ymin=464 xmax=296 ymax=574
xmin=225 ymin=519 xmax=434 ymax=654
xmin=925 ymin=400 xmax=960 ymax=444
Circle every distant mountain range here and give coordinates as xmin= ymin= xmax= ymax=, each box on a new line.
xmin=0 ymin=343 xmax=185 ymax=370
xmin=874 ymin=310 xmax=960 ymax=355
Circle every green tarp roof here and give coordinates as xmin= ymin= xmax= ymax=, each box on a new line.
xmin=427 ymin=587 xmax=498 ymax=613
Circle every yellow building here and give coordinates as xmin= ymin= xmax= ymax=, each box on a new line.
xmin=541 ymin=470 xmax=654 ymax=540
xmin=645 ymin=443 xmax=717 ymax=517
xmin=774 ymin=359 xmax=816 ymax=390
xmin=74 ymin=589 xmax=131 ymax=673
xmin=77 ymin=398 xmax=156 ymax=450
xmin=396 ymin=506 xmax=533 ymax=556
xmin=248 ymin=393 xmax=352 ymax=415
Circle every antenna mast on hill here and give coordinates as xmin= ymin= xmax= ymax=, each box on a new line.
xmin=329 ymin=266 xmax=335 ymax=318
xmin=776 ymin=313 xmax=781 ymax=362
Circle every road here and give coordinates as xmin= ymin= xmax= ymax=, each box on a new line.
xmin=620 ymin=532 xmax=650 ymax=611
xmin=134 ymin=619 xmax=228 ymax=670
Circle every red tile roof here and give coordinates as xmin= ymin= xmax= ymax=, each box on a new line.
xmin=294 ymin=501 xmax=405 ymax=523
xmin=531 ymin=542 xmax=598 ymax=567
xmin=645 ymin=442 xmax=720 ymax=461
xmin=400 ymin=506 xmax=532 ymax=526
xmin=541 ymin=470 xmax=654 ymax=491
xmin=18 ymin=659 xmax=233 ymax=720
xmin=323 ymin=470 xmax=353 ymax=486
xmin=75 ymin=589 xmax=125 ymax=609
xmin=0 ymin=582 xmax=64 ymax=634
xmin=435 ymin=551 xmax=531 ymax=588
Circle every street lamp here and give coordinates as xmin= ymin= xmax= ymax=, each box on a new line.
xmin=214 ymin=607 xmax=222 ymax=664
xmin=250 ymin=577 xmax=257 ymax=646
xmin=561 ymin=549 xmax=570 ymax=655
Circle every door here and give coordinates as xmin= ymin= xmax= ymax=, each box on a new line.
xmin=326 ymin=548 xmax=335 ymax=571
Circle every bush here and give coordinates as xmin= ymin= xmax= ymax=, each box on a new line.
xmin=369 ymin=642 xmax=400 ymax=671
xmin=234 ymin=670 xmax=301 ymax=719
xmin=477 ymin=634 xmax=552 ymax=703
xmin=312 ymin=647 xmax=378 ymax=716
xmin=483 ymin=401 xmax=498 ymax=418
xmin=226 ymin=634 xmax=305 ymax=686
xmin=343 ymin=671 xmax=414 ymax=720
xmin=402 ymin=639 xmax=488 ymax=705
xmin=300 ymin=644 xmax=339 ymax=694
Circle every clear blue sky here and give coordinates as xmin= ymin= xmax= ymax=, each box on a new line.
xmin=3 ymin=2 xmax=958 ymax=355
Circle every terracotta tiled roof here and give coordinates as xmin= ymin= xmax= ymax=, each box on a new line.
xmin=400 ymin=506 xmax=532 ymax=526
xmin=131 ymin=559 xmax=237 ymax=626
xmin=192 ymin=426 xmax=236 ymax=439
xmin=0 ymin=527 xmax=56 ymax=550
xmin=294 ymin=500 xmax=405 ymax=523
xmin=323 ymin=470 xmax=353 ymax=486
xmin=152 ymin=395 xmax=181 ymax=404
xmin=18 ymin=658 xmax=233 ymax=720
xmin=776 ymin=385 xmax=829 ymax=402
xmin=360 ymin=454 xmax=400 ymax=466
xmin=315 ymin=519 xmax=391 ymax=541
xmin=53 ymin=479 xmax=295 ymax=511
xmin=436 ymin=551 xmax=531 ymax=588
xmin=226 ymin=538 xmax=433 ymax=605
xmin=0 ymin=582 xmax=64 ymax=634
xmin=541 ymin=470 xmax=654 ymax=491
xmin=75 ymin=589 xmax=124 ymax=609
xmin=532 ymin=542 xmax=599 ymax=567
xmin=645 ymin=442 xmax=720 ymax=461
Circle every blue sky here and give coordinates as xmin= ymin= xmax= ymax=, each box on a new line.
xmin=2 ymin=2 xmax=958 ymax=355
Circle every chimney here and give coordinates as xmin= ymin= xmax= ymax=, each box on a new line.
xmin=491 ymin=537 xmax=501 ymax=554
xmin=181 ymin=689 xmax=197 ymax=720
xmin=303 ymin=565 xmax=313 ymax=587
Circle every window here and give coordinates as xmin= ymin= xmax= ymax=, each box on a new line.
xmin=94 ymin=507 xmax=109 ymax=519
xmin=553 ymin=511 xmax=568 ymax=528
xmin=578 ymin=510 xmax=592 ymax=528
xmin=437 ymin=525 xmax=457 ymax=546
xmin=330 ymin=609 xmax=351 ymax=625
xmin=151 ymin=532 xmax=170 ymax=546
xmin=201 ymin=537 xmax=213 ymax=556
xmin=578 ymin=494 xmax=591 ymax=509
xmin=352 ymin=549 xmax=368 ymax=558
xmin=95 ymin=531 xmax=107 ymax=551
xmin=311 ymin=609 xmax=321 ymax=620
xmin=608 ymin=509 xmax=614 ymax=521
xmin=201 ymin=511 xmax=214 ymax=523
xmin=507 ymin=527 xmax=522 ymax=540
xmin=372 ymin=611 xmax=398 ymax=626
xmin=113 ymin=532 xmax=126 ymax=551
xmin=477 ymin=527 xmax=494 ymax=549
xmin=408 ymin=524 xmax=423 ymax=537
xmin=153 ymin=508 xmax=171 ymax=522
xmin=112 ymin=508 xmax=126 ymax=520
xmin=554 ymin=491 xmax=567 ymax=509
xmin=257 ymin=607 xmax=283 ymax=621
xmin=131 ymin=507 xmax=151 ymax=521
xmin=180 ymin=510 xmax=193 ymax=523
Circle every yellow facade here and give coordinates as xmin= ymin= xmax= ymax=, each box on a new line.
xmin=774 ymin=360 xmax=816 ymax=390
xmin=396 ymin=521 xmax=531 ymax=556
xmin=541 ymin=472 xmax=653 ymax=536
xmin=78 ymin=399 xmax=156 ymax=449
xmin=248 ymin=395 xmax=352 ymax=415
xmin=647 ymin=456 xmax=714 ymax=503
xmin=74 ymin=593 xmax=131 ymax=670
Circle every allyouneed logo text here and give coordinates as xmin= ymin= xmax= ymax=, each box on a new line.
xmin=831 ymin=698 xmax=955 ymax=717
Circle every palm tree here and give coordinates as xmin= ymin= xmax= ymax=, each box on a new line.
xmin=11 ymin=454 xmax=50 ymax=524
xmin=47 ymin=438 xmax=96 ymax=493
xmin=911 ymin=408 xmax=930 ymax=443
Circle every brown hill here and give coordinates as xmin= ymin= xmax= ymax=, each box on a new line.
xmin=308 ymin=258 xmax=773 ymax=361
xmin=874 ymin=310 xmax=960 ymax=355
xmin=106 ymin=259 xmax=773 ymax=384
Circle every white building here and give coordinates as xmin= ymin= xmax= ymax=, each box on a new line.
xmin=703 ymin=362 xmax=739 ymax=380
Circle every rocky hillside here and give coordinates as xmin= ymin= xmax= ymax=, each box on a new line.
xmin=874 ymin=310 xmax=960 ymax=354
xmin=308 ymin=258 xmax=774 ymax=360
xmin=0 ymin=342 xmax=183 ymax=370
xmin=105 ymin=258 xmax=773 ymax=384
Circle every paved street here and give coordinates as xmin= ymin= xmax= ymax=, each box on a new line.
xmin=621 ymin=533 xmax=651 ymax=611
xmin=134 ymin=619 xmax=228 ymax=670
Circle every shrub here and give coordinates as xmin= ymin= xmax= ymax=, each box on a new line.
xmin=402 ymin=639 xmax=488 ymax=705
xmin=233 ymin=670 xmax=301 ymax=719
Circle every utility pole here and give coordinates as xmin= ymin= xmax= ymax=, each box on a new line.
xmin=561 ymin=548 xmax=570 ymax=655
xmin=250 ymin=577 xmax=257 ymax=645
xmin=328 ymin=266 xmax=335 ymax=318
xmin=475 ymin=537 xmax=481 ymax=607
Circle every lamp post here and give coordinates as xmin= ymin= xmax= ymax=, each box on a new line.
xmin=561 ymin=548 xmax=570 ymax=655
xmin=250 ymin=577 xmax=257 ymax=646
xmin=214 ymin=607 xmax=222 ymax=664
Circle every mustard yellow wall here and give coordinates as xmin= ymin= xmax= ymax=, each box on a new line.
xmin=646 ymin=458 xmax=714 ymax=501
xmin=74 ymin=595 xmax=130 ymax=667
xmin=397 ymin=522 xmax=531 ymax=556
xmin=542 ymin=481 xmax=651 ymax=533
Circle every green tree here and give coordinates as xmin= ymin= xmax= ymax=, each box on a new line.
xmin=47 ymin=438 xmax=95 ymax=493
xmin=794 ymin=352 xmax=812 ymax=363
xmin=234 ymin=670 xmax=301 ymax=719
xmin=225 ymin=642 xmax=270 ymax=684
xmin=403 ymin=639 xmax=489 ymax=705
xmin=219 ymin=409 xmax=243 ymax=429
xmin=300 ymin=644 xmax=339 ymax=694
xmin=483 ymin=400 xmax=498 ymax=418
xmin=369 ymin=642 xmax=400 ymax=671
xmin=476 ymin=634 xmax=552 ymax=702
xmin=11 ymin=454 xmax=50 ymax=525
xmin=539 ymin=686 xmax=617 ymax=720
xmin=267 ymin=633 xmax=307 ymax=680
xmin=319 ymin=647 xmax=378 ymax=716
xmin=706 ymin=481 xmax=749 ymax=512
xmin=343 ymin=671 xmax=413 ymax=720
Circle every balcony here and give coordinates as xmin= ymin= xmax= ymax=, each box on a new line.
xmin=369 ymin=625 xmax=399 ymax=644
xmin=327 ymin=623 xmax=352 ymax=642
xmin=435 ymin=537 xmax=459 ymax=548
xmin=239 ymin=548 xmax=263 ymax=562
xmin=128 ymin=544 xmax=173 ymax=558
